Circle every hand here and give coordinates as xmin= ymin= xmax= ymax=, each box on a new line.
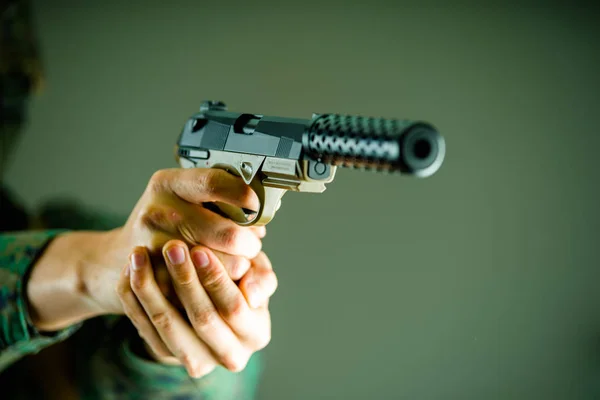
xmin=117 ymin=240 xmax=277 ymax=377
xmin=84 ymin=168 xmax=266 ymax=314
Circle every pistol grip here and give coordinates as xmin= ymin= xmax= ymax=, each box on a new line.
xmin=210 ymin=178 xmax=287 ymax=227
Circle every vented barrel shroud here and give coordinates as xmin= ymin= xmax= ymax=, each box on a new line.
xmin=304 ymin=114 xmax=445 ymax=177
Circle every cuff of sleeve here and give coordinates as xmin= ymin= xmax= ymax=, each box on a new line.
xmin=0 ymin=230 xmax=82 ymax=352
xmin=117 ymin=330 xmax=263 ymax=395
xmin=119 ymin=335 xmax=202 ymax=390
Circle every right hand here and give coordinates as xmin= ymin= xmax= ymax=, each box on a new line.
xmin=84 ymin=168 xmax=266 ymax=314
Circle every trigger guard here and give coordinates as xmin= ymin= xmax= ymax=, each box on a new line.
xmin=238 ymin=181 xmax=286 ymax=227
xmin=206 ymin=169 xmax=284 ymax=227
xmin=229 ymin=178 xmax=267 ymax=227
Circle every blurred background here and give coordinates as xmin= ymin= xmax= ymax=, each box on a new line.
xmin=3 ymin=0 xmax=600 ymax=398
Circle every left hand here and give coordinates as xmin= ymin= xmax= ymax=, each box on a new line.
xmin=116 ymin=240 xmax=277 ymax=378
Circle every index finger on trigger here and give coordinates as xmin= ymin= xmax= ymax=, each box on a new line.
xmin=164 ymin=168 xmax=260 ymax=212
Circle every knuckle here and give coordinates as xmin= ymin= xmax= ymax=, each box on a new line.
xmin=221 ymin=352 xmax=248 ymax=373
xmin=148 ymin=169 xmax=169 ymax=192
xmin=193 ymin=365 xmax=215 ymax=378
xmin=255 ymin=331 xmax=272 ymax=350
xmin=172 ymin=264 xmax=196 ymax=287
xmin=271 ymin=273 xmax=279 ymax=294
xmin=216 ymin=226 xmax=240 ymax=250
xmin=229 ymin=257 xmax=249 ymax=280
xmin=181 ymin=353 xmax=194 ymax=367
xmin=181 ymin=354 xmax=198 ymax=374
xmin=130 ymin=273 xmax=151 ymax=292
xmin=256 ymin=251 xmax=273 ymax=270
xmin=130 ymin=277 xmax=148 ymax=292
xmin=199 ymin=169 xmax=222 ymax=195
xmin=183 ymin=354 xmax=213 ymax=378
xmin=202 ymin=269 xmax=228 ymax=292
xmin=116 ymin=283 xmax=128 ymax=297
xmin=140 ymin=205 xmax=165 ymax=230
xmin=191 ymin=307 xmax=218 ymax=329
xmin=222 ymin=296 xmax=247 ymax=320
xmin=150 ymin=312 xmax=172 ymax=332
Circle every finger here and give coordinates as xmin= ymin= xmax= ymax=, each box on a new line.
xmin=179 ymin=207 xmax=262 ymax=258
xmin=142 ymin=251 xmax=181 ymax=308
xmin=116 ymin=263 xmax=173 ymax=360
xmin=191 ymin=246 xmax=268 ymax=348
xmin=152 ymin=258 xmax=183 ymax=310
xmin=154 ymin=261 xmax=172 ymax=297
xmin=141 ymin=203 xmax=262 ymax=259
xmin=155 ymin=249 xmax=251 ymax=301
xmin=150 ymin=168 xmax=259 ymax=212
xmin=163 ymin=242 xmax=250 ymax=372
xmin=128 ymin=247 xmax=220 ymax=377
xmin=250 ymin=225 xmax=266 ymax=239
xmin=212 ymin=250 xmax=251 ymax=281
xmin=252 ymin=251 xmax=273 ymax=271
xmin=239 ymin=253 xmax=278 ymax=309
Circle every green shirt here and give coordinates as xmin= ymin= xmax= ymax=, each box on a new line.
xmin=0 ymin=200 xmax=262 ymax=399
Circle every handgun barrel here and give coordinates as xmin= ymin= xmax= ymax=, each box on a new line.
xmin=304 ymin=114 xmax=445 ymax=177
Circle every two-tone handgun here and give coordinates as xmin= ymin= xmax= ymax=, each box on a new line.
xmin=175 ymin=101 xmax=445 ymax=226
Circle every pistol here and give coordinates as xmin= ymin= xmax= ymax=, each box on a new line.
xmin=175 ymin=101 xmax=446 ymax=226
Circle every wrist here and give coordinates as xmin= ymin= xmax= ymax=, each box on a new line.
xmin=26 ymin=229 xmax=121 ymax=331
xmin=79 ymin=227 xmax=128 ymax=315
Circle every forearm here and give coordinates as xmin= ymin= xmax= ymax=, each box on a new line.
xmin=26 ymin=230 xmax=117 ymax=332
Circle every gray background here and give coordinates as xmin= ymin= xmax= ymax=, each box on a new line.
xmin=5 ymin=1 xmax=600 ymax=399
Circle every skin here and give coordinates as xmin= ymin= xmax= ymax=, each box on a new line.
xmin=119 ymin=243 xmax=276 ymax=376
xmin=23 ymin=167 xmax=278 ymax=377
xmin=2 ymin=16 xmax=276 ymax=380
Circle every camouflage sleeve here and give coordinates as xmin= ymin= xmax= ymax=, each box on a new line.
xmin=75 ymin=317 xmax=263 ymax=400
xmin=0 ymin=231 xmax=81 ymax=372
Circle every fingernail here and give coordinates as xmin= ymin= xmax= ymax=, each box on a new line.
xmin=131 ymin=252 xmax=145 ymax=270
xmin=166 ymin=246 xmax=185 ymax=265
xmin=125 ymin=265 xmax=131 ymax=277
xmin=192 ymin=250 xmax=209 ymax=268
xmin=247 ymin=283 xmax=262 ymax=308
